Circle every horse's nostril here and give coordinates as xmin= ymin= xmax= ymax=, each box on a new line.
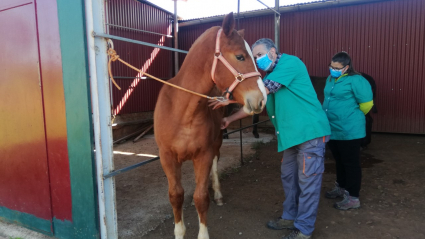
xmin=259 ymin=100 xmax=263 ymax=108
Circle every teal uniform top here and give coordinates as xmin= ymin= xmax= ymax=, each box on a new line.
xmin=265 ymin=54 xmax=331 ymax=152
xmin=322 ymin=74 xmax=373 ymax=140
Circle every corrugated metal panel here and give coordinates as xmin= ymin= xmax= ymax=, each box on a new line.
xmin=178 ymin=0 xmax=425 ymax=134
xmin=107 ymin=0 xmax=173 ymax=114
xmin=291 ymin=0 xmax=425 ymax=134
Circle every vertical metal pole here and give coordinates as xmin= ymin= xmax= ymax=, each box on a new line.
xmin=174 ymin=0 xmax=179 ymax=75
xmin=85 ymin=0 xmax=118 ymax=238
xmin=238 ymin=0 xmax=242 ymax=166
xmin=240 ymin=119 xmax=243 ymax=165
xmin=104 ymin=0 xmax=114 ymax=115
xmin=105 ymin=0 xmax=109 ymax=34
xmin=237 ymin=0 xmax=240 ymax=30
xmin=274 ymin=0 xmax=280 ymax=52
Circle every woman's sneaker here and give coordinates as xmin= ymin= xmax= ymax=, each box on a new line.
xmin=282 ymin=229 xmax=311 ymax=239
xmin=334 ymin=190 xmax=360 ymax=210
xmin=325 ymin=182 xmax=345 ymax=199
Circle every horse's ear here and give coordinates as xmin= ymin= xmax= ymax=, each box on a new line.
xmin=237 ymin=29 xmax=245 ymax=38
xmin=222 ymin=12 xmax=235 ymax=36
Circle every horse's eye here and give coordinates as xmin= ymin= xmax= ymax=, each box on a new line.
xmin=236 ymin=55 xmax=245 ymax=61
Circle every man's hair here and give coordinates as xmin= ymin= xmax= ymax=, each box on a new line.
xmin=252 ymin=38 xmax=279 ymax=54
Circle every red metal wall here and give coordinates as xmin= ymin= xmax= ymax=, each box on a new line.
xmin=107 ymin=0 xmax=173 ymax=115
xmin=0 ymin=0 xmax=72 ymax=228
xmin=178 ymin=0 xmax=425 ymax=134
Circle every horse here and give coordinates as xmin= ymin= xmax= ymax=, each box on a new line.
xmin=154 ymin=12 xmax=267 ymax=239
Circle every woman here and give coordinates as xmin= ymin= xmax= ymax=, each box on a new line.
xmin=322 ymin=52 xmax=373 ymax=210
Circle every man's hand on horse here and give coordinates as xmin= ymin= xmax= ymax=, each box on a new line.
xmin=208 ymin=98 xmax=231 ymax=110
xmin=221 ymin=117 xmax=231 ymax=129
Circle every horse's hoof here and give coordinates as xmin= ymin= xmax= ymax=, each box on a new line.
xmin=253 ymin=132 xmax=259 ymax=138
xmin=214 ymin=198 xmax=224 ymax=206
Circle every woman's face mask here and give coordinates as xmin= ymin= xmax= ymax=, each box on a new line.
xmin=329 ymin=68 xmax=344 ymax=78
xmin=329 ymin=64 xmax=347 ymax=78
xmin=256 ymin=51 xmax=273 ymax=71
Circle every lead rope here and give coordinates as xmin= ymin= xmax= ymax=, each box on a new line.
xmin=106 ymin=47 xmax=226 ymax=102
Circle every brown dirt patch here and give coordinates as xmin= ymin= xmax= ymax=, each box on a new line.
xmin=114 ymin=130 xmax=273 ymax=238
xmin=140 ymin=133 xmax=425 ymax=239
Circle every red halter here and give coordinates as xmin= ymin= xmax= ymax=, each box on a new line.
xmin=211 ymin=29 xmax=261 ymax=100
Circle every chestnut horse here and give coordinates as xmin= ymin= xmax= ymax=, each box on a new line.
xmin=154 ymin=13 xmax=266 ymax=239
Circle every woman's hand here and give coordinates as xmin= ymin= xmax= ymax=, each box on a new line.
xmin=221 ymin=117 xmax=231 ymax=129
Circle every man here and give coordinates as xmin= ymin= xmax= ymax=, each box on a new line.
xmin=213 ymin=38 xmax=330 ymax=239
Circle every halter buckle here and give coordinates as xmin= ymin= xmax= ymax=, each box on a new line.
xmin=235 ymin=73 xmax=244 ymax=82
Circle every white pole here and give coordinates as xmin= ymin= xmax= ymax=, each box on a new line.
xmin=85 ymin=0 xmax=118 ymax=238
xmin=274 ymin=0 xmax=280 ymax=52
xmin=174 ymin=0 xmax=179 ymax=75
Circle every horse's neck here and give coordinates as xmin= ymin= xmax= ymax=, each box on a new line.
xmin=171 ymin=73 xmax=215 ymax=119
xmin=169 ymin=28 xmax=219 ymax=119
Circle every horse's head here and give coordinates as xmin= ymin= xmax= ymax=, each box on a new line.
xmin=212 ymin=13 xmax=267 ymax=115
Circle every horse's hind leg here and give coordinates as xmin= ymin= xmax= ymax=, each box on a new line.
xmin=210 ymin=155 xmax=223 ymax=206
xmin=160 ymin=152 xmax=185 ymax=239
xmin=192 ymin=156 xmax=223 ymax=207
xmin=193 ymin=154 xmax=214 ymax=239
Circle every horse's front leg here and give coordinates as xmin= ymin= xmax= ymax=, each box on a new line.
xmin=193 ymin=153 xmax=215 ymax=239
xmin=160 ymin=151 xmax=185 ymax=239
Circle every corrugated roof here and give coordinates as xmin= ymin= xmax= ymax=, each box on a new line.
xmin=178 ymin=0 xmax=392 ymax=25
xmin=179 ymin=0 xmax=325 ymax=22
xmin=140 ymin=0 xmax=175 ymax=16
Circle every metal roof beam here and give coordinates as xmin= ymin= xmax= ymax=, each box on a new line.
xmin=257 ymin=0 xmax=281 ymax=16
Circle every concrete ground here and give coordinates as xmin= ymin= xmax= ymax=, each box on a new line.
xmin=0 ymin=220 xmax=52 ymax=239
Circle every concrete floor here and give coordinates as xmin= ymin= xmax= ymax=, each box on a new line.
xmin=0 ymin=220 xmax=52 ymax=239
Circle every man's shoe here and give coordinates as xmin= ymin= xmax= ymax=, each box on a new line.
xmin=282 ymin=229 xmax=311 ymax=239
xmin=267 ymin=217 xmax=295 ymax=230
xmin=325 ymin=182 xmax=345 ymax=199
xmin=334 ymin=190 xmax=360 ymax=210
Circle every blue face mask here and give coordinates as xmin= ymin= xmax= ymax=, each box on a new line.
xmin=256 ymin=52 xmax=273 ymax=71
xmin=330 ymin=68 xmax=344 ymax=78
